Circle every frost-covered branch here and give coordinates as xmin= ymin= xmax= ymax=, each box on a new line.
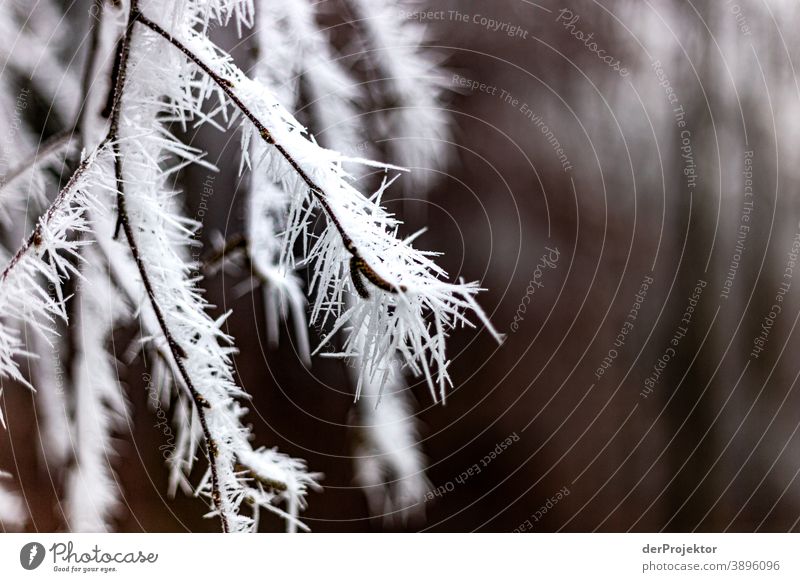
xmin=286 ymin=8 xmax=434 ymax=516
xmin=108 ymin=0 xmax=239 ymax=533
xmin=0 ymin=1 xmax=81 ymax=124
xmin=352 ymin=369 xmax=430 ymax=525
xmin=135 ymin=12 xmax=405 ymax=295
xmin=0 ymin=131 xmax=78 ymax=221
xmin=134 ymin=8 xmax=502 ymax=402
xmin=243 ymin=0 xmax=359 ymax=363
xmin=246 ymin=3 xmax=311 ymax=361
xmin=29 ymin=331 xmax=71 ymax=467
xmin=0 ymin=0 xmax=497 ymax=534
xmin=0 ymin=144 xmax=112 ymax=385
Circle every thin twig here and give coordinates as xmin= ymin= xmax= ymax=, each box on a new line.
xmin=0 ymin=131 xmax=77 ymax=197
xmin=133 ymin=12 xmax=405 ymax=297
xmin=110 ymin=0 xmax=229 ymax=533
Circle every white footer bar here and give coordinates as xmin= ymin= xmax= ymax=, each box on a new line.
xmin=1 ymin=533 xmax=796 ymax=581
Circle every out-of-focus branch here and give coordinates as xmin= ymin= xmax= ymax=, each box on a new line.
xmin=0 ymin=131 xmax=77 ymax=197
xmin=109 ymin=0 xmax=229 ymax=533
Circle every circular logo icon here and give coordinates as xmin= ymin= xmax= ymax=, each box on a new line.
xmin=20 ymin=542 xmax=46 ymax=570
